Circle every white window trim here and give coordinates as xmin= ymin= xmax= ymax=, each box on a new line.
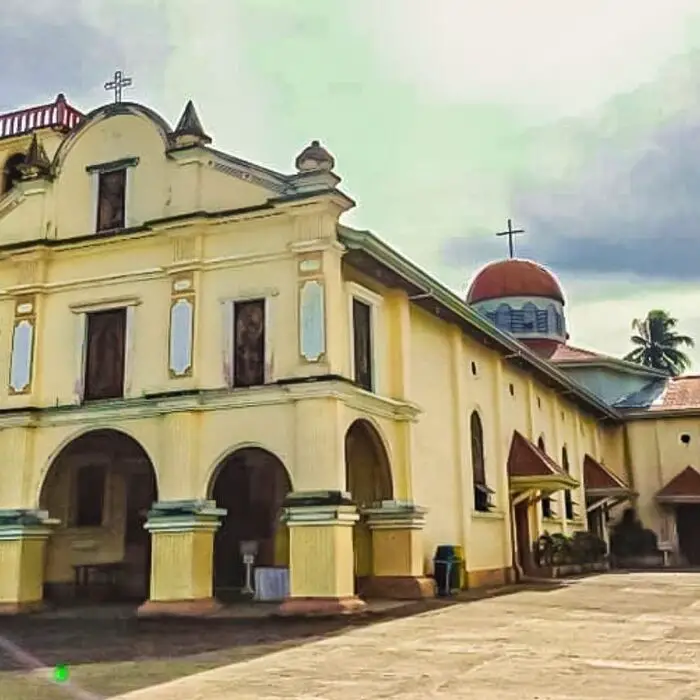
xmin=347 ymin=281 xmax=383 ymax=394
xmin=71 ymin=299 xmax=139 ymax=402
xmin=220 ymin=291 xmax=276 ymax=388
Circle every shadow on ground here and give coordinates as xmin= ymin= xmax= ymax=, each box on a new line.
xmin=0 ymin=581 xmax=569 ymax=699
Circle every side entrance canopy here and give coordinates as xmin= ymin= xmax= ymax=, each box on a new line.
xmin=583 ymin=454 xmax=633 ymax=512
xmin=656 ymin=466 xmax=700 ymax=505
xmin=508 ymin=431 xmax=578 ymax=495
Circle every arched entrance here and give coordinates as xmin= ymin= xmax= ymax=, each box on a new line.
xmin=209 ymin=447 xmax=291 ymax=600
xmin=344 ymin=419 xmax=393 ymax=586
xmin=39 ymin=429 xmax=158 ymax=604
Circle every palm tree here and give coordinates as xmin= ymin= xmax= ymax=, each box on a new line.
xmin=623 ymin=309 xmax=694 ymax=376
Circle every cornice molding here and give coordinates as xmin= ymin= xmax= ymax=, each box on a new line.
xmin=0 ymin=379 xmax=422 ymax=429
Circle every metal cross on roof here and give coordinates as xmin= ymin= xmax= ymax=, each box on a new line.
xmin=495 ymin=219 xmax=525 ymax=259
xmin=104 ymin=70 xmax=132 ymax=104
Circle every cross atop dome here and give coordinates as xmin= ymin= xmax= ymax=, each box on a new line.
xmin=495 ymin=219 xmax=525 ymax=259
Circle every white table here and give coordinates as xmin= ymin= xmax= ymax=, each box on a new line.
xmin=254 ymin=567 xmax=289 ymax=601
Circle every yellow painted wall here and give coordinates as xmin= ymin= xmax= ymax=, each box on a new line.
xmin=624 ymin=417 xmax=700 ymax=543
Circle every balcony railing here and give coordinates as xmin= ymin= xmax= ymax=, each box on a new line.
xmin=0 ymin=94 xmax=83 ymax=140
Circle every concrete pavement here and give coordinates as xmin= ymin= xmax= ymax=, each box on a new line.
xmin=114 ymin=572 xmax=700 ymax=699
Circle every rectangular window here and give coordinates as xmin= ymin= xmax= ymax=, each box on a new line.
xmin=84 ymin=308 xmax=127 ymax=401
xmin=565 ymin=491 xmax=575 ymax=520
xmin=233 ymin=299 xmax=266 ymax=387
xmin=352 ymin=298 xmax=373 ymax=391
xmin=96 ymin=169 xmax=126 ymax=232
xmin=75 ymin=466 xmax=106 ymax=527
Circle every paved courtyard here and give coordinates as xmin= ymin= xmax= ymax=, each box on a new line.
xmin=115 ymin=573 xmax=700 ymax=700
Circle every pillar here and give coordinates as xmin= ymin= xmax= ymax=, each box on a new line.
xmin=278 ymin=491 xmax=366 ymax=615
xmin=360 ymin=501 xmax=435 ymax=599
xmin=137 ymin=500 xmax=225 ymax=617
xmin=0 ymin=509 xmax=58 ymax=614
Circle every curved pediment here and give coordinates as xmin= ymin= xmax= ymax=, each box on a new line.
xmin=52 ymin=102 xmax=172 ymax=172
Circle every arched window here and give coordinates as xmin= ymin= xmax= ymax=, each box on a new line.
xmin=537 ymin=436 xmax=553 ymax=518
xmin=522 ymin=302 xmax=537 ymax=332
xmin=2 ymin=153 xmax=25 ymax=194
xmin=470 ymin=411 xmax=493 ymax=512
xmin=562 ymin=447 xmax=574 ymax=520
xmin=495 ymin=304 xmax=511 ymax=332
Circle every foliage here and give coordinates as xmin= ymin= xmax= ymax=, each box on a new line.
xmin=623 ymin=309 xmax=694 ymax=376
xmin=535 ymin=530 xmax=607 ymax=567
xmin=609 ymin=508 xmax=658 ymax=558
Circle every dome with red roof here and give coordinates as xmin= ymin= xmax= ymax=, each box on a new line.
xmin=466 ymin=258 xmax=568 ymax=343
xmin=467 ymin=259 xmax=565 ymax=305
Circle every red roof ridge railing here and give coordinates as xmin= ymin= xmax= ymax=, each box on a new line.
xmin=0 ymin=94 xmax=84 ymax=141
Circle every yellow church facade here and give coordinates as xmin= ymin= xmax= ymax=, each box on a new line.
xmin=0 ymin=92 xmax=696 ymax=616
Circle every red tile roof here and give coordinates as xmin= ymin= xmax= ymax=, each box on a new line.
xmin=656 ymin=466 xmax=700 ymax=503
xmin=524 ymin=339 xmax=601 ymax=362
xmin=583 ymin=454 xmax=628 ymax=491
xmin=648 ymin=376 xmax=700 ymax=411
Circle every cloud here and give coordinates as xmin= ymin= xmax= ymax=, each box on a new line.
xmin=0 ymin=2 xmax=124 ymax=110
xmin=0 ymin=1 xmax=171 ymax=113
xmin=439 ymin=47 xmax=700 ymax=282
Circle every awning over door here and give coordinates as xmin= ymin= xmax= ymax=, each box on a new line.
xmin=508 ymin=430 xmax=578 ymax=495
xmin=656 ymin=466 xmax=700 ymax=505
xmin=583 ymin=454 xmax=633 ymax=512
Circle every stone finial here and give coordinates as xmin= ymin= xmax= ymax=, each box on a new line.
xmin=18 ymin=134 xmax=51 ymax=180
xmin=172 ymin=100 xmax=212 ymax=147
xmin=295 ymin=140 xmax=335 ymax=173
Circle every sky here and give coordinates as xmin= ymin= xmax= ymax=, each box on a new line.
xmin=3 ymin=0 xmax=700 ymax=368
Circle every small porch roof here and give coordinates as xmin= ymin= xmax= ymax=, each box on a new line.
xmin=583 ymin=454 xmax=632 ymax=499
xmin=583 ymin=454 xmax=633 ymax=512
xmin=508 ymin=430 xmax=578 ymax=495
xmin=656 ymin=466 xmax=700 ymax=505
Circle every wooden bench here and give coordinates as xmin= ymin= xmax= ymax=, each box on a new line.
xmin=73 ymin=562 xmax=127 ymax=601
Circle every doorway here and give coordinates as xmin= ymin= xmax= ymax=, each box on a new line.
xmin=514 ymin=499 xmax=534 ymax=577
xmin=676 ymin=505 xmax=700 ymax=565
xmin=39 ymin=429 xmax=158 ymax=604
xmin=344 ymin=419 xmax=393 ymax=589
xmin=209 ymin=447 xmax=291 ymax=599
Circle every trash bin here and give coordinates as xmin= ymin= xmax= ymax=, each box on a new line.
xmin=433 ymin=545 xmax=465 ymax=596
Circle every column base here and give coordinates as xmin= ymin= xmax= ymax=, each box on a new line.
xmin=358 ymin=575 xmax=436 ymax=600
xmin=0 ymin=600 xmax=44 ymax=615
xmin=136 ymin=597 xmax=223 ymax=618
xmin=277 ymin=595 xmax=367 ymax=617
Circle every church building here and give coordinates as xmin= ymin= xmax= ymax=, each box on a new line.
xmin=1 ymin=84 xmax=699 ymax=616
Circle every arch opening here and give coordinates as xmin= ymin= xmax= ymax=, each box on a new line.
xmin=208 ymin=447 xmax=292 ymax=600
xmin=470 ymin=411 xmax=492 ymax=512
xmin=344 ymin=419 xmax=393 ymax=586
xmin=39 ymin=429 xmax=158 ymax=604
xmin=2 ymin=153 xmax=25 ymax=194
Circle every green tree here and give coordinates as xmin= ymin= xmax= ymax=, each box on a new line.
xmin=623 ymin=309 xmax=694 ymax=376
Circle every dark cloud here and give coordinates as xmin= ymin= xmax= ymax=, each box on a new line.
xmin=440 ymin=50 xmax=700 ymax=281
xmin=0 ymin=2 xmax=170 ymax=112
xmin=0 ymin=4 xmax=125 ymax=109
